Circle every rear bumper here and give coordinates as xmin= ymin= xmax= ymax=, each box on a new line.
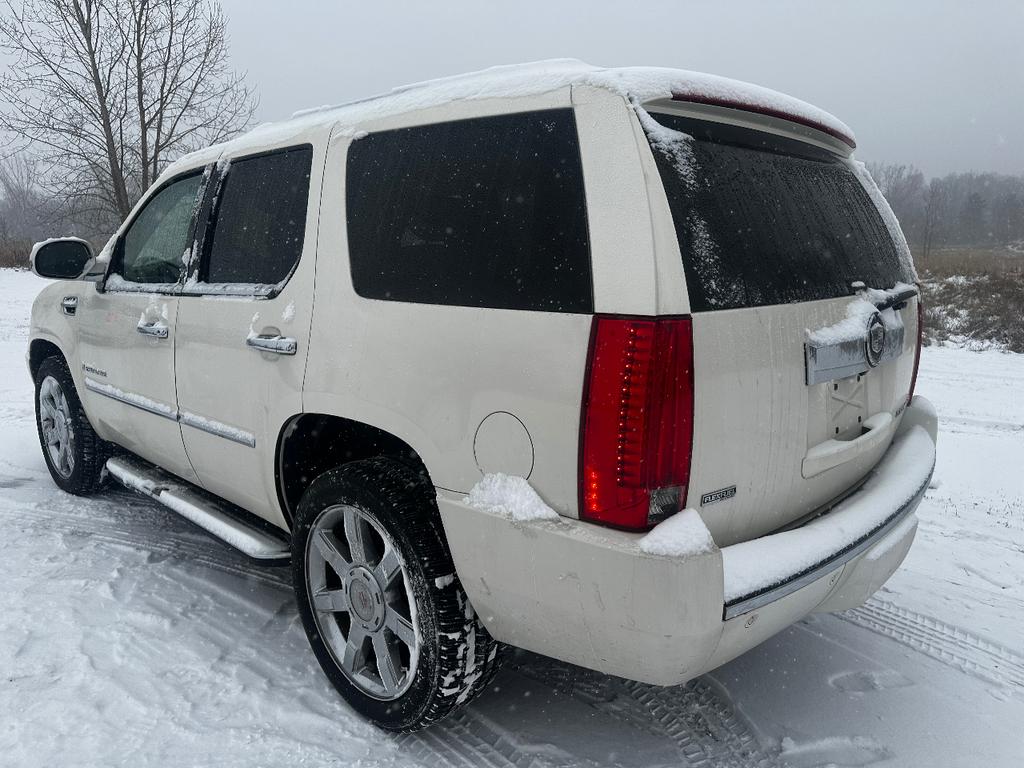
xmin=438 ymin=395 xmax=937 ymax=685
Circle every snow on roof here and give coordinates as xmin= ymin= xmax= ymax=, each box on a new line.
xmin=174 ymin=59 xmax=855 ymax=170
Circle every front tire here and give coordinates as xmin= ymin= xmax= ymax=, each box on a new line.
xmin=292 ymin=458 xmax=502 ymax=731
xmin=34 ymin=355 xmax=108 ymax=495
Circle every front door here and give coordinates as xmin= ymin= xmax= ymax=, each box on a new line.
xmin=174 ymin=140 xmax=324 ymax=528
xmin=77 ymin=170 xmax=208 ymax=484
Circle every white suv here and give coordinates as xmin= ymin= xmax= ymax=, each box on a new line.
xmin=27 ymin=61 xmax=937 ymax=731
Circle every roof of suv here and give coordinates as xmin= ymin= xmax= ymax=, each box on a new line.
xmin=171 ymin=59 xmax=855 ymax=172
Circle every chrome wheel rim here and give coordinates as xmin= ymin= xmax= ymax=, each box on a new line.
xmin=39 ymin=376 xmax=75 ymax=479
xmin=305 ymin=504 xmax=419 ymax=700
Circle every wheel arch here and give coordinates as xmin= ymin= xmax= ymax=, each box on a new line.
xmin=275 ymin=413 xmax=430 ymax=528
xmin=28 ymin=337 xmax=66 ymax=379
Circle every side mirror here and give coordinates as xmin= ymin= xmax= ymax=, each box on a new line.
xmin=30 ymin=237 xmax=96 ymax=280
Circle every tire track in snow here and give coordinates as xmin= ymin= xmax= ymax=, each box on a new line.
xmin=513 ymin=655 xmax=784 ymax=768
xmin=398 ymin=711 xmax=536 ymax=768
xmin=3 ymin=501 xmax=292 ymax=592
xmin=8 ymin=495 xmax=781 ymax=767
xmin=840 ymin=598 xmax=1024 ymax=690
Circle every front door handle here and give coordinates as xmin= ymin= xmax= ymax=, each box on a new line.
xmin=136 ymin=320 xmax=169 ymax=339
xmin=246 ymin=333 xmax=297 ymax=355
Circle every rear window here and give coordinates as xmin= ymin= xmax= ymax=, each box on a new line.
xmin=644 ymin=112 xmax=914 ymax=312
xmin=346 ymin=109 xmax=592 ymax=313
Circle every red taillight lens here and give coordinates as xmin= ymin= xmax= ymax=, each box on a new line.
xmin=908 ymin=297 xmax=924 ymax=406
xmin=579 ymin=315 xmax=695 ymax=531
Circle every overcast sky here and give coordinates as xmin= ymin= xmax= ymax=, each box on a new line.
xmin=217 ymin=0 xmax=1022 ymax=178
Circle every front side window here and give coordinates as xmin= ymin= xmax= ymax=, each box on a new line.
xmin=346 ymin=109 xmax=592 ymax=313
xmin=203 ymin=146 xmax=313 ymax=285
xmin=119 ymin=173 xmax=203 ymax=284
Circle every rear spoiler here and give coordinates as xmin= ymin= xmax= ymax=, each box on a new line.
xmin=670 ymin=92 xmax=857 ymax=150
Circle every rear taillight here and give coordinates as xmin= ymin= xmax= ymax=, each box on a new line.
xmin=908 ymin=297 xmax=924 ymax=406
xmin=579 ymin=315 xmax=695 ymax=531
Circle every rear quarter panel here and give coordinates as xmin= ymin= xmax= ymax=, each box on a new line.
xmin=305 ymin=89 xmax=599 ymax=513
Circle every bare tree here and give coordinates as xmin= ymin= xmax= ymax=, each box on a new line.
xmin=0 ymin=0 xmax=256 ymax=222
xmin=921 ymin=178 xmax=948 ymax=261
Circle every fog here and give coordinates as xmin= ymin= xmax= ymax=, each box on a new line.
xmin=218 ymin=0 xmax=1023 ymax=178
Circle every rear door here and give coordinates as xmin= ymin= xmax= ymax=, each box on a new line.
xmin=173 ymin=139 xmax=324 ymax=529
xmin=77 ymin=170 xmax=208 ymax=483
xmin=639 ymin=108 xmax=919 ymax=546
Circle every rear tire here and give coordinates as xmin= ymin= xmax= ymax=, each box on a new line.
xmin=292 ymin=457 xmax=502 ymax=731
xmin=34 ymin=355 xmax=109 ymax=495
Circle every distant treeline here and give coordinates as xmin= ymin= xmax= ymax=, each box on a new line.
xmin=866 ymin=162 xmax=1024 ymax=258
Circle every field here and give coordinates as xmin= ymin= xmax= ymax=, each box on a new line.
xmin=0 ymin=269 xmax=1022 ymax=767
xmin=917 ymin=246 xmax=1024 ymax=352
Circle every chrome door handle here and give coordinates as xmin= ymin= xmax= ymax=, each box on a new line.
xmin=136 ymin=320 xmax=169 ymax=339
xmin=61 ymin=296 xmax=78 ymax=316
xmin=246 ymin=333 xmax=297 ymax=355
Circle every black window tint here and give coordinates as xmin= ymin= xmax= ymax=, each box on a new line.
xmin=205 ymin=146 xmax=313 ymax=285
xmin=346 ymin=109 xmax=591 ymax=312
xmin=645 ymin=113 xmax=915 ymax=312
xmin=121 ymin=173 xmax=203 ymax=284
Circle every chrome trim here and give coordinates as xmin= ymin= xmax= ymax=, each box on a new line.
xmin=246 ymin=333 xmax=297 ymax=355
xmin=805 ymin=312 xmax=904 ymax=385
xmin=83 ymin=379 xmax=255 ymax=447
xmin=84 ymin=378 xmax=179 ymax=421
xmin=722 ymin=463 xmax=932 ymax=621
xmin=105 ymin=455 xmax=289 ymax=561
xmin=136 ymin=320 xmax=169 ymax=339
xmin=179 ymin=411 xmax=256 ymax=448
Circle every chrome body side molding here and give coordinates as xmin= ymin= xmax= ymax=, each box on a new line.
xmin=84 ymin=377 xmax=255 ymax=447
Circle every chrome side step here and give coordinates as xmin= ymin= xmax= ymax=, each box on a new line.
xmin=105 ymin=455 xmax=290 ymax=562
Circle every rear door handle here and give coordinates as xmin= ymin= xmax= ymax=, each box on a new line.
xmin=61 ymin=296 xmax=78 ymax=316
xmin=136 ymin=320 xmax=169 ymax=339
xmin=246 ymin=333 xmax=297 ymax=355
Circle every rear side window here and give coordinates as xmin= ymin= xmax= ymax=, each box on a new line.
xmin=204 ymin=146 xmax=313 ymax=285
xmin=346 ymin=109 xmax=592 ymax=313
xmin=644 ymin=112 xmax=914 ymax=312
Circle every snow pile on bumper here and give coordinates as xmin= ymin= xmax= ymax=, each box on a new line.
xmin=722 ymin=425 xmax=936 ymax=605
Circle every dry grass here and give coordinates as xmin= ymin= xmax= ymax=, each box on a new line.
xmin=917 ymin=247 xmax=1024 ymax=352
xmin=0 ymin=241 xmax=32 ymax=269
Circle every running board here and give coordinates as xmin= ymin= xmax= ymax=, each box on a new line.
xmin=105 ymin=455 xmax=290 ymax=562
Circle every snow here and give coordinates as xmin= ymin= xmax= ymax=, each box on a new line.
xmin=105 ymin=273 xmax=179 ymax=294
xmin=2 ymin=268 xmax=1023 ymax=766
xmin=806 ymin=283 xmax=914 ymax=346
xmin=166 ymin=60 xmax=854 ymax=178
xmin=638 ymin=508 xmax=716 ymax=557
xmin=464 ymin=473 xmax=561 ymax=522
xmin=178 ymin=411 xmax=255 ymax=447
xmin=84 ymin=376 xmax=177 ymax=418
xmin=721 ymin=426 xmax=934 ymax=603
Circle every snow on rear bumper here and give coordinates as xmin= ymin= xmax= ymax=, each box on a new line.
xmin=437 ymin=396 xmax=936 ymax=686
xmin=721 ymin=400 xmax=936 ymax=620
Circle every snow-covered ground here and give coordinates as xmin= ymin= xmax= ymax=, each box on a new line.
xmin=1 ymin=268 xmax=1021 ymax=767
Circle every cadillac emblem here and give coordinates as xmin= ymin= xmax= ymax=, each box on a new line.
xmin=865 ymin=312 xmax=886 ymax=367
